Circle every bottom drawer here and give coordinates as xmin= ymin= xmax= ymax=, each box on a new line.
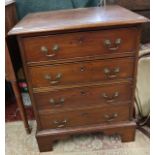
xmin=39 ymin=105 xmax=129 ymax=130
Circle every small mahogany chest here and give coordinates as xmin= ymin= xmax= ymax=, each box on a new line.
xmin=9 ymin=5 xmax=148 ymax=152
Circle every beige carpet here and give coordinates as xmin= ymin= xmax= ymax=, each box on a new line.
xmin=5 ymin=121 xmax=149 ymax=155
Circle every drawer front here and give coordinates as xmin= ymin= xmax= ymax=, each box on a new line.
xmin=34 ymin=82 xmax=132 ymax=111
xmin=22 ymin=28 xmax=138 ymax=63
xmin=28 ymin=57 xmax=134 ymax=89
xmin=39 ymin=105 xmax=129 ymax=130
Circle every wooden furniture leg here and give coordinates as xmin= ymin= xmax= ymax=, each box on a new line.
xmin=10 ymin=81 xmax=31 ymax=134
xmin=36 ymin=122 xmax=136 ymax=152
xmin=6 ymin=44 xmax=31 ymax=134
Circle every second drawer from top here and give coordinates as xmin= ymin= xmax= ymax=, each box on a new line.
xmin=28 ymin=57 xmax=135 ymax=89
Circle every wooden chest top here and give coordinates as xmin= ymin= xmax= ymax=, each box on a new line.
xmin=8 ymin=5 xmax=148 ymax=35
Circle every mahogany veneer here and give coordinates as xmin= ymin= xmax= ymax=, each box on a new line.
xmin=34 ymin=82 xmax=132 ymax=111
xmin=29 ymin=57 xmax=134 ymax=88
xmin=9 ymin=5 xmax=148 ymax=152
xmin=22 ymin=28 xmax=138 ymax=64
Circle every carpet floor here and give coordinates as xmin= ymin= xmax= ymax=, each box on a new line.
xmin=6 ymin=121 xmax=149 ymax=155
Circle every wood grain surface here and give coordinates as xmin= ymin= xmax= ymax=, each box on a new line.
xmin=34 ymin=82 xmax=132 ymax=111
xmin=13 ymin=5 xmax=148 ymax=152
xmin=22 ymin=28 xmax=139 ymax=64
xmin=28 ymin=57 xmax=134 ymax=89
xmin=8 ymin=5 xmax=148 ymax=35
xmin=39 ymin=105 xmax=130 ymax=130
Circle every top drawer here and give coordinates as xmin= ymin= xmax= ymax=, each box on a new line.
xmin=22 ymin=28 xmax=139 ymax=64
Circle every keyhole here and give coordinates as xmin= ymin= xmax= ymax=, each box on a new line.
xmin=80 ymin=91 xmax=87 ymax=95
xmin=80 ymin=66 xmax=85 ymax=72
xmin=78 ymin=37 xmax=84 ymax=44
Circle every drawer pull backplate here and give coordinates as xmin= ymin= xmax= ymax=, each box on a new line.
xmin=102 ymin=91 xmax=119 ymax=103
xmin=53 ymin=119 xmax=67 ymax=128
xmin=49 ymin=98 xmax=65 ymax=106
xmin=44 ymin=73 xmax=62 ymax=85
xmin=104 ymin=113 xmax=118 ymax=122
xmin=104 ymin=67 xmax=120 ymax=79
xmin=41 ymin=44 xmax=59 ymax=57
xmin=104 ymin=38 xmax=122 ymax=51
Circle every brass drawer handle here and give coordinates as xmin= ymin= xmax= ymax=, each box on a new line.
xmin=49 ymin=98 xmax=65 ymax=106
xmin=80 ymin=66 xmax=85 ymax=72
xmin=102 ymin=91 xmax=119 ymax=103
xmin=44 ymin=73 xmax=62 ymax=85
xmin=104 ymin=38 xmax=122 ymax=51
xmin=53 ymin=119 xmax=67 ymax=128
xmin=104 ymin=113 xmax=118 ymax=122
xmin=50 ymin=80 xmax=60 ymax=85
xmin=41 ymin=44 xmax=59 ymax=57
xmin=50 ymin=73 xmax=62 ymax=85
xmin=104 ymin=67 xmax=120 ymax=79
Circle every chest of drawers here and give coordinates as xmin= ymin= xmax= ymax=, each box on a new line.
xmin=9 ymin=5 xmax=148 ymax=152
